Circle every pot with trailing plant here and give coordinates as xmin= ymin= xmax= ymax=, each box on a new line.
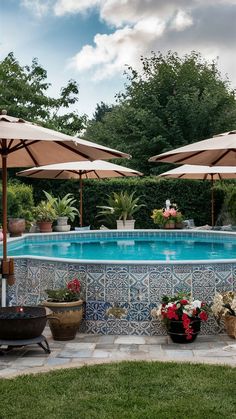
xmin=151 ymin=291 xmax=209 ymax=343
xmin=97 ymin=190 xmax=145 ymax=230
xmin=44 ymin=191 xmax=79 ymax=232
xmin=42 ymin=278 xmax=83 ymax=340
xmin=211 ymin=291 xmax=236 ymax=338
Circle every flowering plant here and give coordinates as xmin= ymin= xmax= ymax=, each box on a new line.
xmin=45 ymin=278 xmax=81 ymax=302
xmin=151 ymin=292 xmax=209 ymax=340
xmin=211 ymin=291 xmax=236 ymax=321
xmin=151 ymin=202 xmax=183 ymax=227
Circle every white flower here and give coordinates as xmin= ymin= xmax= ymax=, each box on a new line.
xmin=192 ymin=300 xmax=202 ymax=309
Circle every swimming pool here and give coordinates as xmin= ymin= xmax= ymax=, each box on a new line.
xmin=4 ymin=230 xmax=236 ymax=336
xmin=6 ymin=230 xmax=236 ymax=261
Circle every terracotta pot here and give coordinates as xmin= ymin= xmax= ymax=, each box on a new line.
xmin=224 ymin=315 xmax=236 ymax=339
xmin=37 ymin=221 xmax=53 ymax=233
xmin=175 ymin=222 xmax=183 ymax=229
xmin=164 ymin=221 xmax=175 ymax=229
xmin=167 ymin=318 xmax=201 ymax=343
xmin=42 ymin=300 xmax=83 ymax=340
xmin=8 ymin=218 xmax=26 ymax=237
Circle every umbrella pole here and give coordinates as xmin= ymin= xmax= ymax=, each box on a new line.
xmin=1 ymin=141 xmax=7 ymax=306
xmin=211 ymin=175 xmax=214 ymax=227
xmin=79 ymin=174 xmax=83 ymax=227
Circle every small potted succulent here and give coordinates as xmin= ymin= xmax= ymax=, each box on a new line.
xmin=42 ymin=278 xmax=83 ymax=340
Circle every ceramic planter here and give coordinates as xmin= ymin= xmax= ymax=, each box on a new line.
xmin=42 ymin=300 xmax=83 ymax=340
xmin=167 ymin=318 xmax=201 ymax=343
xmin=54 ymin=217 xmax=71 ymax=232
xmin=116 ymin=219 xmax=135 ymax=230
xmin=8 ymin=218 xmax=26 ymax=237
xmin=224 ymin=315 xmax=236 ymax=339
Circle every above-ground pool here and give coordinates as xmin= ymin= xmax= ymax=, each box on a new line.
xmin=2 ymin=230 xmax=236 ymax=336
xmin=6 ymin=230 xmax=236 ymax=262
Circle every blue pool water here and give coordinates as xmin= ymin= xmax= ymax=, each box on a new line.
xmin=6 ymin=234 xmax=236 ymax=261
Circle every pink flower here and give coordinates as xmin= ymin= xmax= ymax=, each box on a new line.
xmin=169 ymin=208 xmax=177 ymax=217
xmin=163 ymin=210 xmax=170 ymax=218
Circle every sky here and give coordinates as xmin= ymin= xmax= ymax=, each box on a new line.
xmin=1 ymin=0 xmax=236 ymax=118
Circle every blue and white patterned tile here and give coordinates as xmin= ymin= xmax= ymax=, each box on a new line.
xmin=129 ymin=321 xmax=151 ymax=336
xmin=86 ymin=321 xmax=107 ymax=334
xmin=105 ymin=265 xmax=129 ymax=287
xmin=106 ymin=320 xmax=129 ymax=335
xmin=105 ymin=287 xmax=129 ymax=303
xmin=128 ymin=303 xmax=151 ymax=321
xmin=172 ymin=265 xmax=192 ymax=293
xmin=130 ymin=285 xmax=149 ymax=302
xmin=87 ymin=275 xmax=105 ymax=302
xmin=85 ymin=301 xmax=109 ymax=321
xmin=150 ymin=320 xmax=167 ymax=336
xmin=192 ymin=286 xmax=215 ymax=303
xmin=192 ymin=266 xmax=215 ymax=287
xmin=200 ymin=316 xmax=219 ymax=335
xmin=149 ymin=266 xmax=172 ymax=303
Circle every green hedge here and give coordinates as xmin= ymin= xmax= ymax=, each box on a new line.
xmin=0 ymin=181 xmax=35 ymax=223
xmin=21 ymin=177 xmax=224 ymax=229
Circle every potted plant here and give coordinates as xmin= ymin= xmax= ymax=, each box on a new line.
xmin=44 ymin=191 xmax=79 ymax=232
xmin=151 ymin=209 xmax=165 ymax=228
xmin=97 ymin=190 xmax=144 ymax=230
xmin=34 ymin=200 xmax=57 ymax=233
xmin=211 ymin=291 xmax=236 ymax=338
xmin=151 ymin=291 xmax=209 ymax=343
xmin=42 ymin=278 xmax=83 ymax=340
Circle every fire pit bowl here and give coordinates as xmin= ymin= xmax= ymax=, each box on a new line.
xmin=0 ymin=306 xmax=47 ymax=340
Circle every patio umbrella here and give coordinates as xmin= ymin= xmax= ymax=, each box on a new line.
xmin=158 ymin=165 xmax=236 ymax=226
xmin=0 ymin=110 xmax=130 ymax=304
xmin=149 ymin=130 xmax=236 ymax=166
xmin=17 ymin=160 xmax=142 ymax=227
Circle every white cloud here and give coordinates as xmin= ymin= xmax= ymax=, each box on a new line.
xmin=70 ymin=17 xmax=165 ymax=79
xmin=54 ymin=0 xmax=101 ymax=16
xmin=171 ymin=10 xmax=193 ymax=31
xmin=21 ymin=0 xmax=53 ymax=17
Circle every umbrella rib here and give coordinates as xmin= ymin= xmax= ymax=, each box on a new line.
xmin=54 ymin=171 xmax=64 ymax=179
xmin=211 ymin=150 xmax=233 ymax=165
xmin=19 ymin=140 xmax=38 ymax=165
xmin=7 ymin=140 xmax=39 ymax=154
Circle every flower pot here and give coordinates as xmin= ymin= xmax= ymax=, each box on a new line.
xmin=42 ymin=300 xmax=83 ymax=340
xmin=37 ymin=221 xmax=53 ymax=233
xmin=54 ymin=217 xmax=71 ymax=232
xmin=224 ymin=315 xmax=236 ymax=339
xmin=116 ymin=219 xmax=135 ymax=230
xmin=164 ymin=221 xmax=175 ymax=229
xmin=175 ymin=222 xmax=183 ymax=229
xmin=168 ymin=318 xmax=201 ymax=343
xmin=8 ymin=218 xmax=26 ymax=237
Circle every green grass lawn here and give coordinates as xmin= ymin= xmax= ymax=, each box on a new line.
xmin=0 ymin=361 xmax=236 ymax=419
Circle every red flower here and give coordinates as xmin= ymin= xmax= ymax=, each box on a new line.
xmin=199 ymin=311 xmax=208 ymax=321
xmin=67 ymin=278 xmax=81 ymax=294
xmin=180 ymin=299 xmax=188 ymax=305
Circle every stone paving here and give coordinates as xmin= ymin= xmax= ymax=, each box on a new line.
xmin=0 ymin=328 xmax=236 ymax=378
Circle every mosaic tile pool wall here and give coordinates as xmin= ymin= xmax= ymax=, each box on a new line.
xmin=7 ymin=258 xmax=236 ymax=336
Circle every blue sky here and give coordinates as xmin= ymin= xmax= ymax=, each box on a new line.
xmin=1 ymin=0 xmax=236 ymax=118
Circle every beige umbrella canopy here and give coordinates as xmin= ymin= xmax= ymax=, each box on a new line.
xmin=17 ymin=160 xmax=142 ymax=227
xmin=0 ymin=111 xmax=130 ymax=297
xmin=149 ymin=131 xmax=236 ymax=166
xmin=158 ymin=165 xmax=236 ymax=226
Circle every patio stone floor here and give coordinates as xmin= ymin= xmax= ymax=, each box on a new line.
xmin=0 ymin=327 xmax=236 ymax=378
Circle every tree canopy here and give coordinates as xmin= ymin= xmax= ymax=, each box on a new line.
xmin=0 ymin=52 xmax=86 ymax=135
xmin=86 ymin=51 xmax=236 ymax=174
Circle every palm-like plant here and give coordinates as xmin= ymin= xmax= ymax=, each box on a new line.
xmin=44 ymin=191 xmax=79 ymax=222
xmin=97 ymin=191 xmax=144 ymax=224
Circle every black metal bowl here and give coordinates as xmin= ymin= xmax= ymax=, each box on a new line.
xmin=0 ymin=306 xmax=47 ymax=340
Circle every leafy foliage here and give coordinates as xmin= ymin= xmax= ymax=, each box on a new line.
xmin=86 ymin=51 xmax=236 ymax=174
xmin=33 ymin=201 xmax=57 ymax=222
xmin=44 ymin=191 xmax=79 ymax=221
xmin=0 ymin=181 xmax=34 ymax=222
xmin=0 ymin=52 xmax=86 ymax=135
xmin=97 ymin=190 xmax=145 ymax=223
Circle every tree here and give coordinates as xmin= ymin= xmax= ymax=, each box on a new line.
xmin=0 ymin=53 xmax=86 ymax=135
xmin=86 ymin=51 xmax=236 ymax=174
xmin=93 ymin=101 xmax=114 ymax=122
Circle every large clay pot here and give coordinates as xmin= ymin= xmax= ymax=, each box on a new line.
xmin=37 ymin=221 xmax=53 ymax=233
xmin=168 ymin=318 xmax=201 ymax=343
xmin=42 ymin=300 xmax=83 ymax=340
xmin=8 ymin=218 xmax=26 ymax=237
xmin=224 ymin=315 xmax=236 ymax=339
